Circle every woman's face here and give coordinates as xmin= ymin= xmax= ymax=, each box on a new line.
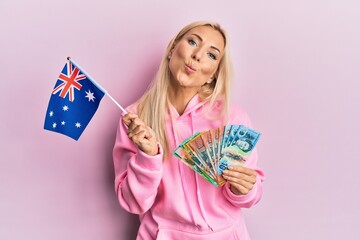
xmin=168 ymin=26 xmax=225 ymax=91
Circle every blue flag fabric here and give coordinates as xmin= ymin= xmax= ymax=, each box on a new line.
xmin=44 ymin=61 xmax=105 ymax=140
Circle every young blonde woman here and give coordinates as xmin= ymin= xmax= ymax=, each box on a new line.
xmin=113 ymin=21 xmax=265 ymax=240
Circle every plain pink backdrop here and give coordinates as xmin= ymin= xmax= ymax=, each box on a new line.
xmin=1 ymin=0 xmax=359 ymax=239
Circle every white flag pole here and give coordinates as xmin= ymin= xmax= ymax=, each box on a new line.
xmin=67 ymin=57 xmax=127 ymax=114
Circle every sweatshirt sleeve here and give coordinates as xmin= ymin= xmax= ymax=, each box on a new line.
xmin=112 ymin=116 xmax=163 ymax=214
xmin=222 ymin=105 xmax=265 ymax=208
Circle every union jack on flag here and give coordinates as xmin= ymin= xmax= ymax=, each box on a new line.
xmin=52 ymin=61 xmax=86 ymax=102
xmin=44 ymin=60 xmax=105 ymax=140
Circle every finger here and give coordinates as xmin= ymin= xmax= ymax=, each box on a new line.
xmin=122 ymin=112 xmax=137 ymax=121
xmin=129 ymin=126 xmax=154 ymax=141
xmin=222 ymin=170 xmax=257 ymax=184
xmin=127 ymin=117 xmax=145 ymax=132
xmin=129 ymin=130 xmax=148 ymax=145
xmin=145 ymin=126 xmax=155 ymax=139
xmin=225 ymin=174 xmax=255 ymax=193
xmin=134 ymin=130 xmax=148 ymax=143
xmin=223 ymin=174 xmax=254 ymax=189
xmin=128 ymin=125 xmax=147 ymax=139
xmin=229 ymin=182 xmax=252 ymax=195
xmin=135 ymin=132 xmax=158 ymax=156
xmin=228 ymin=166 xmax=257 ymax=177
xmin=122 ymin=113 xmax=138 ymax=126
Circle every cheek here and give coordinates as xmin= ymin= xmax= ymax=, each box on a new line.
xmin=169 ymin=46 xmax=187 ymax=70
xmin=201 ymin=63 xmax=219 ymax=77
xmin=169 ymin=57 xmax=182 ymax=76
xmin=173 ymin=42 xmax=189 ymax=59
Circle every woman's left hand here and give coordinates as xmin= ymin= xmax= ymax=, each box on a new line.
xmin=222 ymin=166 xmax=257 ymax=195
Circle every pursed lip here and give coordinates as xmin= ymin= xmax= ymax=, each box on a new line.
xmin=184 ymin=63 xmax=197 ymax=73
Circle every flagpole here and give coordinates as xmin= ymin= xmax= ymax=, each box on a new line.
xmin=67 ymin=57 xmax=127 ymax=114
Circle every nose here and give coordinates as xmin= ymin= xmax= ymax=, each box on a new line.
xmin=191 ymin=49 xmax=202 ymax=62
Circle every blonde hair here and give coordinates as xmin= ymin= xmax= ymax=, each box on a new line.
xmin=137 ymin=21 xmax=233 ymax=157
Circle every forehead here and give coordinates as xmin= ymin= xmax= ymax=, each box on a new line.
xmin=183 ymin=26 xmax=225 ymax=51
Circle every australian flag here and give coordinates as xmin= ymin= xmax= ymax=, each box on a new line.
xmin=44 ymin=61 xmax=105 ymax=140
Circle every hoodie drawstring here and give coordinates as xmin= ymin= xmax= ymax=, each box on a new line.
xmin=169 ymin=98 xmax=214 ymax=231
xmin=191 ymin=112 xmax=214 ymax=231
xmin=170 ymin=111 xmax=197 ymax=226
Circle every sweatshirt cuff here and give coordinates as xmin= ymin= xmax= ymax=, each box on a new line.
xmin=134 ymin=143 xmax=163 ymax=170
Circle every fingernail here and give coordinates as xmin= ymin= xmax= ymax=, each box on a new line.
xmin=228 ymin=166 xmax=234 ymax=170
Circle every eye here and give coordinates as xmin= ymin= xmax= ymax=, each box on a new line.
xmin=208 ymin=52 xmax=217 ymax=60
xmin=188 ymin=39 xmax=197 ymax=46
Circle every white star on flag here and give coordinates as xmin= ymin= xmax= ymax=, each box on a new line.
xmin=85 ymin=90 xmax=96 ymax=102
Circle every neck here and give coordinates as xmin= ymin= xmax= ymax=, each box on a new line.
xmin=168 ymin=86 xmax=199 ymax=116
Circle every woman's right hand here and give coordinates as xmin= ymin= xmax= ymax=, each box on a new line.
xmin=122 ymin=113 xmax=159 ymax=156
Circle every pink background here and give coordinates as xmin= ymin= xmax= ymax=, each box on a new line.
xmin=1 ymin=0 xmax=359 ymax=239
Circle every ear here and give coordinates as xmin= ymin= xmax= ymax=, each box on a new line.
xmin=168 ymin=40 xmax=178 ymax=57
xmin=208 ymin=75 xmax=216 ymax=83
xmin=168 ymin=49 xmax=174 ymax=59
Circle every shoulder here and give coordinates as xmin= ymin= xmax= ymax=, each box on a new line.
xmin=227 ymin=103 xmax=253 ymax=127
xmin=202 ymin=99 xmax=252 ymax=127
xmin=229 ymin=103 xmax=248 ymax=116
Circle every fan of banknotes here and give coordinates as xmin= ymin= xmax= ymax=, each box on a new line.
xmin=173 ymin=125 xmax=261 ymax=186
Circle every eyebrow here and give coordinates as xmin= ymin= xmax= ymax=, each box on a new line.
xmin=191 ymin=33 xmax=221 ymax=54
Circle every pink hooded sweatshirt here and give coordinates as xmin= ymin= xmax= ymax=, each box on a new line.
xmin=113 ymin=95 xmax=265 ymax=240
